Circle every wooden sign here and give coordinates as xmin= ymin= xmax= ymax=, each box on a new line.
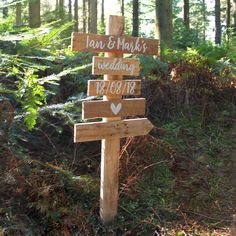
xmin=88 ymin=80 xmax=141 ymax=96
xmin=92 ymin=57 xmax=140 ymax=76
xmin=82 ymin=98 xmax=145 ymax=119
xmin=71 ymin=33 xmax=159 ymax=55
xmin=71 ymin=15 xmax=158 ymax=224
xmin=74 ymin=118 xmax=153 ymax=142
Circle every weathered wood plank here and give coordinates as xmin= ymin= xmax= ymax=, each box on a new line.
xmin=87 ymin=80 xmax=141 ymax=96
xmin=92 ymin=57 xmax=140 ymax=76
xmin=82 ymin=98 xmax=145 ymax=119
xmin=99 ymin=16 xmax=124 ymax=224
xmin=74 ymin=118 xmax=153 ymax=142
xmin=71 ymin=33 xmax=159 ymax=55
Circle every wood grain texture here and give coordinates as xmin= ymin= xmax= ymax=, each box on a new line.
xmin=92 ymin=57 xmax=140 ymax=76
xmin=82 ymin=98 xmax=146 ymax=119
xmin=100 ymin=15 xmax=124 ymax=224
xmin=87 ymin=80 xmax=141 ymax=96
xmin=71 ymin=33 xmax=159 ymax=55
xmin=74 ymin=118 xmax=154 ymax=142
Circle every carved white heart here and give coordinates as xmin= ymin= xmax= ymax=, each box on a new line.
xmin=110 ymin=103 xmax=122 ymax=115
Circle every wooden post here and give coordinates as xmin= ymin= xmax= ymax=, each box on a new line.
xmin=100 ymin=15 xmax=125 ymax=224
xmin=71 ymin=15 xmax=158 ymax=224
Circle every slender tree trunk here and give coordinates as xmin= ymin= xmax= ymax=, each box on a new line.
xmin=234 ymin=0 xmax=236 ymax=33
xmin=2 ymin=0 xmax=8 ymax=18
xmin=155 ymin=0 xmax=173 ymax=57
xmin=101 ymin=0 xmax=105 ymax=33
xmin=183 ymin=0 xmax=190 ymax=29
xmin=55 ymin=0 xmax=59 ymax=14
xmin=74 ymin=0 xmax=78 ymax=31
xmin=90 ymin=0 xmax=97 ymax=33
xmin=226 ymin=0 xmax=231 ymax=41
xmin=88 ymin=0 xmax=91 ymax=32
xmin=68 ymin=0 xmax=72 ymax=21
xmin=16 ymin=3 xmax=22 ymax=26
xmin=202 ymin=0 xmax=206 ymax=41
xmin=59 ymin=0 xmax=65 ymax=21
xmin=215 ymin=0 xmax=221 ymax=44
xmin=120 ymin=0 xmax=124 ymax=16
xmin=29 ymin=0 xmax=41 ymax=28
xmin=83 ymin=0 xmax=87 ymax=33
xmin=132 ymin=0 xmax=139 ymax=36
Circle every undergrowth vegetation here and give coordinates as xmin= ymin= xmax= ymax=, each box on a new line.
xmin=0 ymin=22 xmax=235 ymax=235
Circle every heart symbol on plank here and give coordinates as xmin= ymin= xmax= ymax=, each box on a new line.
xmin=110 ymin=103 xmax=122 ymax=115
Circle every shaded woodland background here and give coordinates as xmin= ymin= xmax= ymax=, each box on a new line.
xmin=0 ymin=0 xmax=236 ymax=235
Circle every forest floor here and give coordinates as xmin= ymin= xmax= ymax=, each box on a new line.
xmin=2 ymin=79 xmax=236 ymax=235
xmin=163 ymin=122 xmax=236 ymax=236
xmin=113 ymin=114 xmax=236 ymax=236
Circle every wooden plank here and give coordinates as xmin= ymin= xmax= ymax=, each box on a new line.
xmin=74 ymin=118 xmax=153 ymax=142
xmin=92 ymin=57 xmax=140 ymax=76
xmin=100 ymin=15 xmax=124 ymax=224
xmin=71 ymin=33 xmax=159 ymax=55
xmin=88 ymin=80 xmax=141 ymax=96
xmin=82 ymin=98 xmax=145 ymax=119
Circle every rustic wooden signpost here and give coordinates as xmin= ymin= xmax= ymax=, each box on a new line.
xmin=71 ymin=15 xmax=159 ymax=224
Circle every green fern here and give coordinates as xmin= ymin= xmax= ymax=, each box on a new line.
xmin=17 ymin=69 xmax=46 ymax=130
xmin=19 ymin=21 xmax=73 ymax=52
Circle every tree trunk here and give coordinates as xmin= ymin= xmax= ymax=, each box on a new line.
xmin=55 ymin=0 xmax=59 ymax=14
xmin=132 ymin=0 xmax=139 ymax=36
xmin=234 ymin=0 xmax=236 ymax=34
xmin=74 ymin=0 xmax=78 ymax=31
xmin=101 ymin=0 xmax=105 ymax=33
xmin=215 ymin=0 xmax=221 ymax=44
xmin=155 ymin=0 xmax=173 ymax=57
xmin=16 ymin=3 xmax=22 ymax=26
xmin=59 ymin=0 xmax=65 ymax=21
xmin=83 ymin=0 xmax=87 ymax=33
xmin=226 ymin=0 xmax=231 ymax=41
xmin=29 ymin=0 xmax=41 ymax=28
xmin=202 ymin=0 xmax=206 ymax=41
xmin=183 ymin=0 xmax=189 ymax=29
xmin=2 ymin=0 xmax=8 ymax=18
xmin=68 ymin=0 xmax=72 ymax=21
xmin=90 ymin=0 xmax=97 ymax=33
xmin=120 ymin=0 xmax=124 ymax=16
xmin=88 ymin=0 xmax=91 ymax=32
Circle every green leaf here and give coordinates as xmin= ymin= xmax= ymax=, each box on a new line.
xmin=24 ymin=107 xmax=37 ymax=131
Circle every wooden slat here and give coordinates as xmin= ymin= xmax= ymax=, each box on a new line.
xmin=71 ymin=33 xmax=159 ymax=55
xmin=88 ymin=80 xmax=141 ymax=96
xmin=82 ymin=98 xmax=145 ymax=119
xmin=92 ymin=57 xmax=140 ymax=76
xmin=74 ymin=118 xmax=153 ymax=142
xmin=100 ymin=16 xmax=124 ymax=224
